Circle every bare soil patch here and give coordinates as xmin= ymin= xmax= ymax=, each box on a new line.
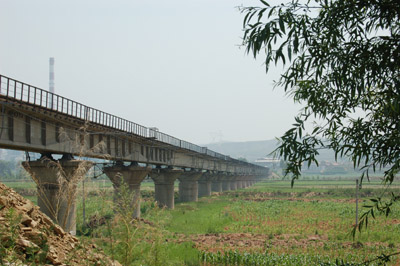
xmin=175 ymin=233 xmax=329 ymax=253
xmin=174 ymin=233 xmax=396 ymax=254
xmin=0 ymin=182 xmax=120 ymax=265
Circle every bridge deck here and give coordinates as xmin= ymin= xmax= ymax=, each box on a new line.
xmin=0 ymin=74 xmax=267 ymax=175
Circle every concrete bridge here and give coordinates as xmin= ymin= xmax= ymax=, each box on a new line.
xmin=0 ymin=74 xmax=269 ymax=234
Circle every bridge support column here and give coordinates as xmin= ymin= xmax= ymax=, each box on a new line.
xmin=178 ymin=170 xmax=202 ymax=202
xmin=211 ymin=176 xmax=223 ymax=192
xmin=237 ymin=177 xmax=244 ymax=189
xmin=241 ymin=177 xmax=247 ymax=188
xmin=198 ymin=172 xmax=213 ymax=198
xmin=22 ymin=156 xmax=93 ymax=235
xmin=230 ymin=176 xmax=238 ymax=190
xmin=150 ymin=168 xmax=182 ymax=209
xmin=243 ymin=176 xmax=251 ymax=188
xmin=221 ymin=175 xmax=231 ymax=191
xmin=103 ymin=164 xmax=151 ymax=218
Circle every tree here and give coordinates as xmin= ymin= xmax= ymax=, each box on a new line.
xmin=237 ymin=157 xmax=249 ymax=162
xmin=240 ymin=0 xmax=399 ymax=234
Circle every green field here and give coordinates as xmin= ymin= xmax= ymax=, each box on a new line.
xmin=2 ymin=178 xmax=400 ymax=265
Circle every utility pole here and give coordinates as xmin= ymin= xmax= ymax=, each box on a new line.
xmin=49 ymin=57 xmax=55 ymax=109
xmin=355 ymin=179 xmax=359 ymax=227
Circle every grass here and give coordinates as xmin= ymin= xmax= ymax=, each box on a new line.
xmin=2 ymin=177 xmax=400 ymax=265
xmin=165 ymin=198 xmax=232 ymax=235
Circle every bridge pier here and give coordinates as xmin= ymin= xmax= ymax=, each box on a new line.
xmin=245 ymin=176 xmax=252 ymax=188
xmin=221 ymin=175 xmax=231 ymax=191
xmin=236 ymin=176 xmax=244 ymax=189
xmin=244 ymin=176 xmax=251 ymax=187
xmin=198 ymin=172 xmax=213 ymax=198
xmin=243 ymin=176 xmax=250 ymax=187
xmin=178 ymin=170 xmax=202 ymax=202
xmin=150 ymin=168 xmax=182 ymax=209
xmin=22 ymin=156 xmax=93 ymax=235
xmin=211 ymin=175 xmax=223 ymax=192
xmin=230 ymin=176 xmax=238 ymax=191
xmin=103 ymin=163 xmax=151 ymax=218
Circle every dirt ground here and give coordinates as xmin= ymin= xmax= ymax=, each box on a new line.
xmin=175 ymin=232 xmax=394 ymax=255
xmin=0 ymin=182 xmax=120 ymax=266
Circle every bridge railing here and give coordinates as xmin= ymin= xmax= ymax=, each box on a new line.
xmin=0 ymin=75 xmax=263 ymax=168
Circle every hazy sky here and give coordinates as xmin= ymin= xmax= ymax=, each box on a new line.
xmin=0 ymin=0 xmax=300 ymax=145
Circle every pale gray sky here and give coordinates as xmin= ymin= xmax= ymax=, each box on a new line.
xmin=0 ymin=0 xmax=300 ymax=145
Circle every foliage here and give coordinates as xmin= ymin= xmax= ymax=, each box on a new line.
xmin=352 ymin=192 xmax=400 ymax=237
xmin=5 ymin=179 xmax=400 ymax=265
xmin=0 ymin=160 xmax=29 ymax=180
xmin=83 ymin=179 xmax=183 ymax=266
xmin=0 ymin=208 xmax=49 ymax=265
xmin=200 ymin=250 xmax=367 ymax=266
xmin=237 ymin=157 xmax=248 ymax=162
xmin=240 ymin=0 xmax=400 ymax=232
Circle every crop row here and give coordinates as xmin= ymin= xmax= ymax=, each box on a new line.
xmin=199 ymin=250 xmax=381 ymax=266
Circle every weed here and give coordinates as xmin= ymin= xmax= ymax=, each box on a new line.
xmin=0 ymin=208 xmax=49 ymax=265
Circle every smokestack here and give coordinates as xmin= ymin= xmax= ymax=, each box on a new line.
xmin=49 ymin=57 xmax=55 ymax=109
xmin=49 ymin=57 xmax=55 ymax=93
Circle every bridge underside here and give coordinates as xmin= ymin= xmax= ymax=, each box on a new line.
xmin=0 ymin=100 xmax=263 ymax=174
xmin=0 ymin=74 xmax=269 ymax=235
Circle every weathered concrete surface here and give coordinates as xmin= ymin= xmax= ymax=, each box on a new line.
xmin=103 ymin=164 xmax=151 ymax=218
xmin=0 ymin=104 xmax=268 ymax=175
xmin=178 ymin=171 xmax=202 ymax=202
xmin=236 ymin=176 xmax=244 ymax=189
xmin=22 ymin=158 xmax=93 ymax=235
xmin=150 ymin=168 xmax=183 ymax=209
xmin=230 ymin=178 xmax=238 ymax=191
xmin=211 ymin=175 xmax=223 ymax=192
xmin=198 ymin=172 xmax=214 ymax=198
xmin=221 ymin=175 xmax=232 ymax=191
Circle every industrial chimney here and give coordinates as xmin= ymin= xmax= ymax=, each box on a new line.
xmin=49 ymin=57 xmax=55 ymax=108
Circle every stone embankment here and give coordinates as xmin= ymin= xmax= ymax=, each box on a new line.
xmin=0 ymin=182 xmax=120 ymax=266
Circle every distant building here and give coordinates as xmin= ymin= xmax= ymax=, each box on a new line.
xmin=254 ymin=157 xmax=280 ymax=169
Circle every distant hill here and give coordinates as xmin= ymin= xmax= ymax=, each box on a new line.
xmin=205 ymin=140 xmax=278 ymax=163
xmin=205 ymin=139 xmax=339 ymax=164
xmin=0 ymin=149 xmax=24 ymax=161
xmin=0 ymin=140 xmax=339 ymax=165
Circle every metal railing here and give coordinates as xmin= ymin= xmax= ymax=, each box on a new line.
xmin=0 ymin=74 xmax=257 ymax=167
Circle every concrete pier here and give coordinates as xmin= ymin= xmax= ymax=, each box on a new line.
xmin=22 ymin=156 xmax=93 ymax=235
xmin=236 ymin=176 xmax=244 ymax=189
xmin=150 ymin=168 xmax=183 ymax=209
xmin=211 ymin=175 xmax=223 ymax=192
xmin=221 ymin=175 xmax=231 ymax=191
xmin=178 ymin=170 xmax=202 ymax=202
xmin=103 ymin=163 xmax=151 ymax=218
xmin=198 ymin=172 xmax=213 ymax=198
xmin=230 ymin=177 xmax=238 ymax=190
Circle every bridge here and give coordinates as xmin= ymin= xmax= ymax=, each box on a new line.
xmin=0 ymin=74 xmax=269 ymax=234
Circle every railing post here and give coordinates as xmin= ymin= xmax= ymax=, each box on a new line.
xmin=6 ymin=78 xmax=10 ymax=97
xmin=45 ymin=91 xmax=48 ymax=108
xmin=20 ymin=83 xmax=24 ymax=101
xmin=85 ymin=106 xmax=89 ymax=121
xmin=14 ymin=80 xmax=17 ymax=99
